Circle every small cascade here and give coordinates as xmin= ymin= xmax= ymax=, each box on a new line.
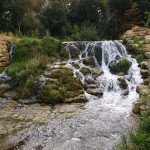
xmin=61 ymin=41 xmax=142 ymax=97
xmin=0 ymin=44 xmax=14 ymax=84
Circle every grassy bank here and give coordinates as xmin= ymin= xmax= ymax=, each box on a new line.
xmin=116 ymin=109 xmax=150 ymax=150
xmin=7 ymin=36 xmax=60 ymax=99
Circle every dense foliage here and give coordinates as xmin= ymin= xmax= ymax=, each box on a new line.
xmin=0 ymin=0 xmax=149 ymax=40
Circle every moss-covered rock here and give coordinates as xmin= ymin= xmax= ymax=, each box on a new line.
xmin=92 ymin=68 xmax=103 ymax=78
xmin=72 ymin=62 xmax=80 ymax=69
xmin=60 ymin=48 xmax=69 ymax=60
xmin=70 ymin=47 xmax=80 ymax=59
xmin=0 ymin=84 xmax=10 ymax=97
xmin=37 ymin=67 xmax=87 ymax=105
xmin=80 ymin=67 xmax=91 ymax=76
xmin=117 ymin=78 xmax=128 ymax=89
xmin=109 ymin=58 xmax=132 ymax=75
xmin=86 ymin=88 xmax=103 ymax=97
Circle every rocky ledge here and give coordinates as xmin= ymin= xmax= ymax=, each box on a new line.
xmin=123 ymin=26 xmax=150 ymax=114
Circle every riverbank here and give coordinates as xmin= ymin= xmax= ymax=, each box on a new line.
xmin=117 ymin=26 xmax=150 ymax=150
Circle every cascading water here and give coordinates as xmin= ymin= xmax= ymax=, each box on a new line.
xmin=0 ymin=41 xmax=143 ymax=150
xmin=50 ymin=40 xmax=143 ymax=149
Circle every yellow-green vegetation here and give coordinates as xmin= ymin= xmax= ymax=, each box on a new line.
xmin=117 ymin=110 xmax=150 ymax=150
xmin=135 ymin=53 xmax=145 ymax=63
xmin=7 ymin=37 xmax=60 ymax=99
xmin=37 ymin=67 xmax=87 ymax=105
xmin=119 ymin=59 xmax=132 ymax=75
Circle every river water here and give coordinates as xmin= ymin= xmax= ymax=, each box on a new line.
xmin=0 ymin=41 xmax=142 ymax=150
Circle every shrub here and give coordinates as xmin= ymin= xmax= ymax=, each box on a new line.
xmin=22 ymin=75 xmax=35 ymax=98
xmin=80 ymin=23 xmax=98 ymax=41
xmin=13 ymin=38 xmax=42 ymax=61
xmin=41 ymin=36 xmax=60 ymax=55
xmin=120 ymin=59 xmax=132 ymax=74
xmin=135 ymin=53 xmax=145 ymax=63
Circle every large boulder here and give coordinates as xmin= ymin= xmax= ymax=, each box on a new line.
xmin=109 ymin=58 xmax=132 ymax=75
xmin=37 ymin=67 xmax=88 ymax=105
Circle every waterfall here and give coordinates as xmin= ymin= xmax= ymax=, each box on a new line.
xmin=62 ymin=41 xmax=142 ymax=95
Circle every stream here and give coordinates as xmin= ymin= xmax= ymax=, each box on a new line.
xmin=0 ymin=41 xmax=142 ymax=150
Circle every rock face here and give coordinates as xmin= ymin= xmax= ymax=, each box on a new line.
xmin=0 ymin=34 xmax=17 ymax=72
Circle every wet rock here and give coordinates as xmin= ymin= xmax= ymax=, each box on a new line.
xmin=86 ymin=88 xmax=103 ymax=97
xmin=146 ymin=95 xmax=150 ymax=109
xmin=92 ymin=68 xmax=103 ymax=78
xmin=109 ymin=58 xmax=132 ymax=75
xmin=118 ymin=78 xmax=128 ymax=89
xmin=122 ymin=90 xmax=129 ymax=96
xmin=60 ymin=48 xmax=69 ymax=60
xmin=70 ymin=46 xmax=80 ymax=59
xmin=80 ymin=67 xmax=91 ymax=76
xmin=65 ymin=94 xmax=88 ymax=103
xmin=83 ymin=57 xmax=93 ymax=66
xmin=140 ymin=69 xmax=149 ymax=78
xmin=136 ymin=85 xmax=149 ymax=95
xmin=85 ymin=76 xmax=95 ymax=84
xmin=72 ymin=62 xmax=80 ymax=69
xmin=94 ymin=43 xmax=102 ymax=66
xmin=133 ymin=101 xmax=143 ymax=114
xmin=140 ymin=61 xmax=148 ymax=69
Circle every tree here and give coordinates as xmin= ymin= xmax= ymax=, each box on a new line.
xmin=121 ymin=3 xmax=141 ymax=32
xmin=41 ymin=1 xmax=67 ymax=37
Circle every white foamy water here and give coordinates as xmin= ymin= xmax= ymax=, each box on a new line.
xmin=1 ymin=41 xmax=143 ymax=150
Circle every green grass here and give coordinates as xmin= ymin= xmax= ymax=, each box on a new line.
xmin=7 ymin=36 xmax=60 ymax=99
xmin=135 ymin=53 xmax=145 ymax=64
xmin=117 ymin=109 xmax=150 ymax=150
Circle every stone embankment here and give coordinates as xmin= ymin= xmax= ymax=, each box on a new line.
xmin=123 ymin=26 xmax=150 ymax=114
xmin=0 ymin=34 xmax=17 ymax=72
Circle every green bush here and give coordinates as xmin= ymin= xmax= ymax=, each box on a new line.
xmin=135 ymin=53 xmax=145 ymax=63
xmin=7 ymin=56 xmax=43 ymax=86
xmin=13 ymin=38 xmax=42 ymax=61
xmin=80 ymin=23 xmax=98 ymax=41
xmin=41 ymin=36 xmax=60 ymax=55
xmin=120 ymin=59 xmax=132 ymax=74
